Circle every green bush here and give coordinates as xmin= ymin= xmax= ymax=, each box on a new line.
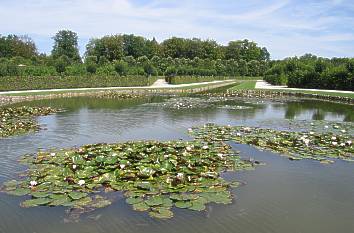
xmin=167 ymin=76 xmax=229 ymax=85
xmin=0 ymin=75 xmax=158 ymax=91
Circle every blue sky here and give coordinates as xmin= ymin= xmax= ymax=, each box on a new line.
xmin=0 ymin=0 xmax=353 ymax=59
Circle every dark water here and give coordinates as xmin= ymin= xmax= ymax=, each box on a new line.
xmin=0 ymin=96 xmax=353 ymax=233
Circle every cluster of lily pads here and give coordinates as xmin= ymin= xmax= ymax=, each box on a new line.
xmin=201 ymin=90 xmax=354 ymax=103
xmin=189 ymin=123 xmax=353 ymax=163
xmin=94 ymin=92 xmax=143 ymax=99
xmin=148 ymin=96 xmax=254 ymax=110
xmin=1 ymin=140 xmax=256 ymax=219
xmin=0 ymin=106 xmax=61 ymax=138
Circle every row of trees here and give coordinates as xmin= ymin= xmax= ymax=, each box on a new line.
xmin=86 ymin=35 xmax=270 ymax=62
xmin=0 ymin=55 xmax=267 ymax=77
xmin=0 ymin=30 xmax=269 ymax=78
xmin=264 ymin=54 xmax=354 ymax=91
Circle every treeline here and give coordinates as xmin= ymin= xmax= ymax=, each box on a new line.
xmin=265 ymin=54 xmax=354 ymax=91
xmin=0 ymin=30 xmax=269 ymax=78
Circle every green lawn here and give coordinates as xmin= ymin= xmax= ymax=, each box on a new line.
xmin=261 ymin=89 xmax=354 ymax=99
xmin=1 ymin=80 xmax=236 ymax=96
xmin=229 ymin=81 xmax=257 ymax=90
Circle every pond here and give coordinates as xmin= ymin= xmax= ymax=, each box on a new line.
xmin=0 ymin=96 xmax=353 ymax=233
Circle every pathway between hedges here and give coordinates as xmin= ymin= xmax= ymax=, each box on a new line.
xmin=255 ymin=80 xmax=354 ymax=94
xmin=0 ymin=79 xmax=232 ymax=95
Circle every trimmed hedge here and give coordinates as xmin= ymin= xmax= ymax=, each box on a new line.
xmin=0 ymin=75 xmax=158 ymax=91
xmin=166 ymin=76 xmax=260 ymax=85
xmin=166 ymin=76 xmax=230 ymax=85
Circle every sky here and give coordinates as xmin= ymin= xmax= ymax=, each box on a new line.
xmin=0 ymin=0 xmax=353 ymax=59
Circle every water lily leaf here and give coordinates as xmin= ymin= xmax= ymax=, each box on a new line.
xmin=175 ymin=201 xmax=192 ymax=209
xmin=145 ymin=195 xmax=164 ymax=207
xmin=7 ymin=188 xmax=30 ymax=196
xmin=126 ymin=197 xmax=143 ymax=205
xmin=189 ymin=200 xmax=206 ymax=211
xmin=50 ymin=196 xmax=72 ymax=206
xmin=149 ymin=207 xmax=173 ymax=219
xmin=21 ymin=198 xmax=52 ymax=208
xmin=69 ymin=192 xmax=88 ymax=200
xmin=2 ymin=180 xmax=18 ymax=191
xmin=132 ymin=202 xmax=150 ymax=212
xmin=31 ymin=191 xmax=50 ymax=198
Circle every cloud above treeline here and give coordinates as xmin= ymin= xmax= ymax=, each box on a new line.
xmin=1 ymin=0 xmax=353 ymax=59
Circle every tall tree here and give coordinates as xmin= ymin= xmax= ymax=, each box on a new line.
xmin=0 ymin=34 xmax=37 ymax=58
xmin=86 ymin=35 xmax=124 ymax=62
xmin=51 ymin=30 xmax=81 ymax=63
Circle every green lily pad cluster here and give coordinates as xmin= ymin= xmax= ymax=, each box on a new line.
xmin=94 ymin=92 xmax=142 ymax=99
xmin=1 ymin=140 xmax=255 ymax=219
xmin=0 ymin=106 xmax=61 ymax=138
xmin=189 ymin=123 xmax=354 ymax=163
xmin=201 ymin=90 xmax=354 ymax=103
xmin=217 ymin=105 xmax=253 ymax=110
xmin=149 ymin=97 xmax=253 ymax=110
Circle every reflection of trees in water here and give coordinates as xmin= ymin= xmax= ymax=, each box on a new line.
xmin=272 ymin=99 xmax=354 ymax=122
xmin=10 ymin=96 xmax=163 ymax=111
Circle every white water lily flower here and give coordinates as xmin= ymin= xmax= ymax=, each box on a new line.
xmin=309 ymin=132 xmax=314 ymax=135
xmin=340 ymin=143 xmax=345 ymax=147
xmin=78 ymin=148 xmax=84 ymax=153
xmin=30 ymin=181 xmax=37 ymax=186
xmin=347 ymin=140 xmax=352 ymax=145
xmin=244 ymin=127 xmax=251 ymax=132
xmin=331 ymin=136 xmax=337 ymax=140
xmin=72 ymin=164 xmax=77 ymax=169
xmin=78 ymin=180 xmax=85 ymax=186
xmin=166 ymin=177 xmax=173 ymax=183
xmin=176 ymin=173 xmax=184 ymax=179
xmin=186 ymin=146 xmax=192 ymax=151
xmin=217 ymin=153 xmax=224 ymax=158
xmin=332 ymin=142 xmax=338 ymax=146
xmin=120 ymin=164 xmax=126 ymax=169
xmin=50 ymin=152 xmax=56 ymax=157
xmin=324 ymin=125 xmax=329 ymax=129
xmin=303 ymin=139 xmax=310 ymax=146
xmin=188 ymin=128 xmax=193 ymax=132
xmin=341 ymin=130 xmax=346 ymax=133
xmin=236 ymin=132 xmax=242 ymax=136
xmin=202 ymin=145 xmax=209 ymax=150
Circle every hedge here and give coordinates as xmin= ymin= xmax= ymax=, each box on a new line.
xmin=0 ymin=75 xmax=158 ymax=91
xmin=166 ymin=76 xmax=230 ymax=85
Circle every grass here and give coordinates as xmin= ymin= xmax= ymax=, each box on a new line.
xmin=228 ymin=80 xmax=353 ymax=99
xmin=229 ymin=80 xmax=257 ymax=90
xmin=0 ymin=80 xmax=236 ymax=97
xmin=260 ymin=89 xmax=354 ymax=99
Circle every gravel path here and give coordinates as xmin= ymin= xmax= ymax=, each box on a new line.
xmin=255 ymin=80 xmax=354 ymax=94
xmin=0 ymin=79 xmax=232 ymax=95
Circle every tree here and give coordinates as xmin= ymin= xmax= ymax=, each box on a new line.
xmin=86 ymin=35 xmax=124 ymax=62
xmin=55 ymin=55 xmax=70 ymax=74
xmin=143 ymin=63 xmax=157 ymax=76
xmin=0 ymin=34 xmax=37 ymax=58
xmin=114 ymin=61 xmax=128 ymax=76
xmin=52 ymin=30 xmax=81 ymax=63
xmin=86 ymin=63 xmax=97 ymax=74
xmin=122 ymin=34 xmax=149 ymax=58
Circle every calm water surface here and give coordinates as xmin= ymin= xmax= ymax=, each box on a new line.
xmin=0 ymin=96 xmax=353 ymax=233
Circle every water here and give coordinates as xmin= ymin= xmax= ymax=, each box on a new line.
xmin=0 ymin=96 xmax=353 ymax=233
